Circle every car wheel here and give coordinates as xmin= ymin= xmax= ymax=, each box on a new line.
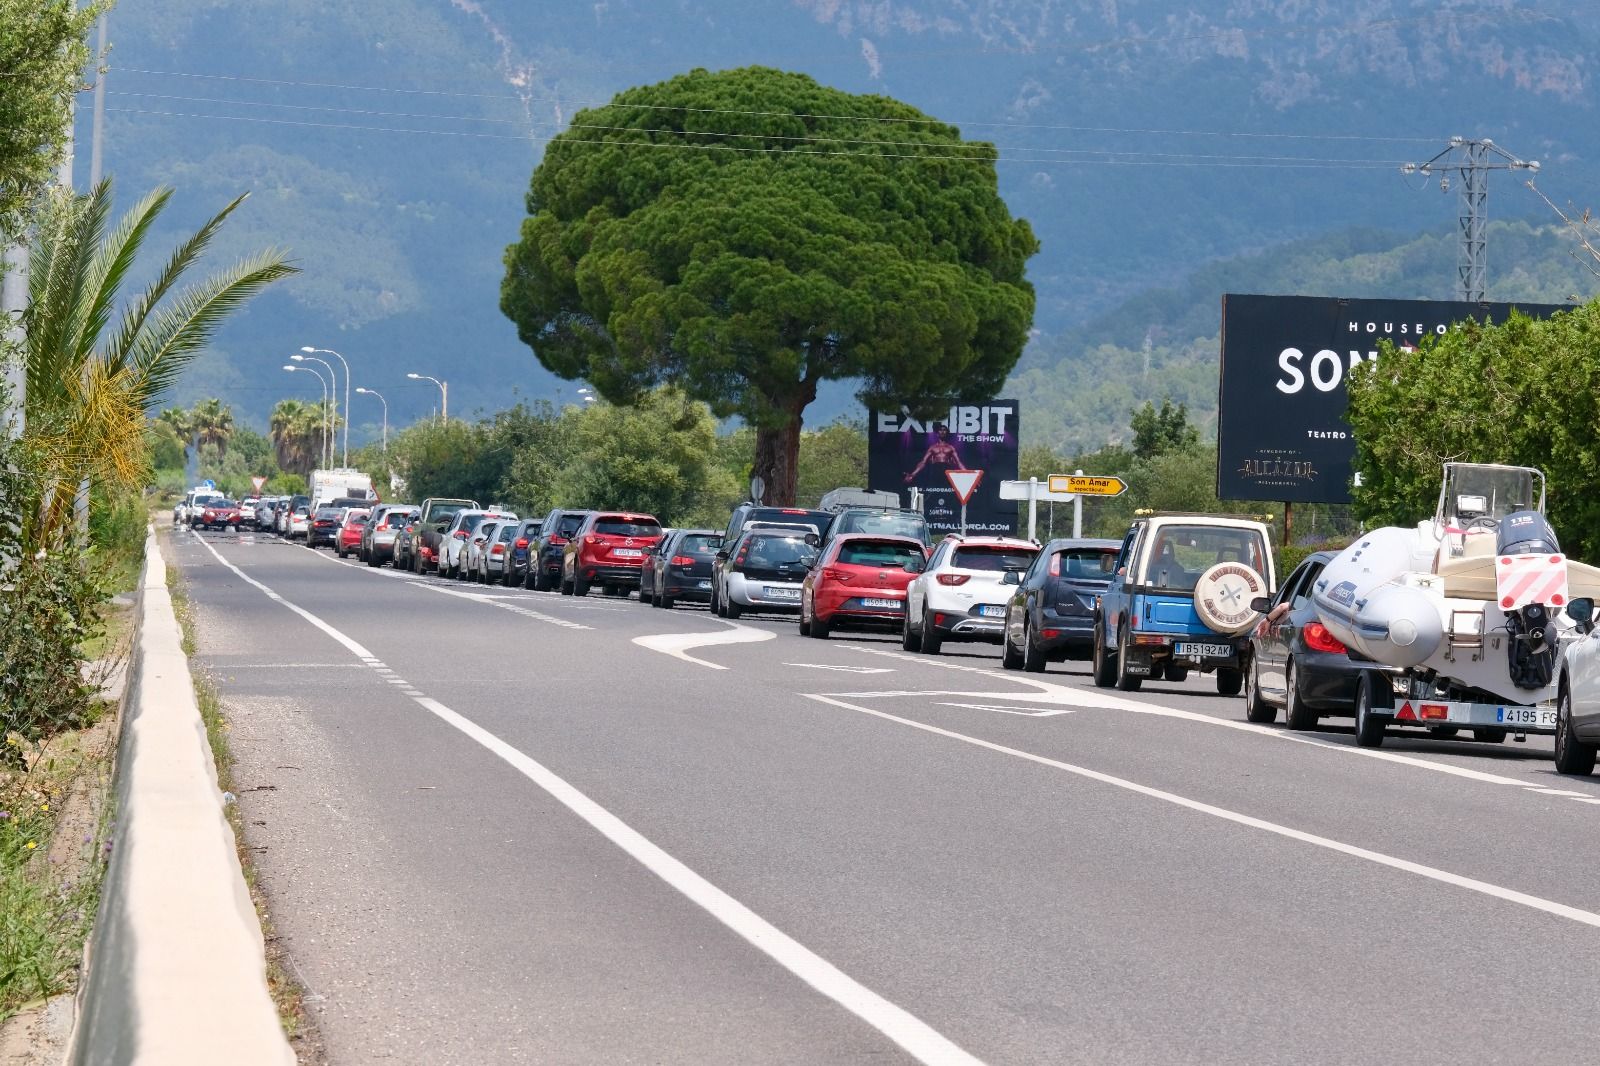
xmin=810 ymin=612 xmax=830 ymax=639
xmin=573 ymin=573 xmax=590 ymax=597
xmin=1282 ymin=657 xmax=1318 ymax=730
xmin=798 ymin=603 xmax=811 ymax=637
xmin=902 ymin=611 xmax=923 ymax=653
xmin=1001 ymin=627 xmax=1023 ymax=670
xmin=534 ymin=567 xmax=552 ymax=592
xmin=922 ymin=610 xmax=944 ymax=655
xmin=724 ymin=596 xmax=742 ymax=619
xmin=1354 ymin=672 xmax=1389 ymax=748
xmin=1473 ymin=728 xmax=1508 ymax=744
xmin=367 ymin=553 xmax=381 ymax=568
xmin=1113 ymin=624 xmax=1142 ymax=692
xmin=1244 ymin=656 xmax=1277 ymax=724
xmin=560 ymin=573 xmax=574 ymax=596
xmin=1021 ymin=620 xmax=1045 ymax=672
xmin=1554 ymin=684 xmax=1597 ymax=775
xmin=1216 ymin=668 xmax=1244 ymax=697
xmin=1091 ymin=620 xmax=1116 ymax=688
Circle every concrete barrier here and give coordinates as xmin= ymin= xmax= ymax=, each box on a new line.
xmin=70 ymin=530 xmax=294 ymax=1066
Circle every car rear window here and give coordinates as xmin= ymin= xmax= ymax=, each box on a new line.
xmin=460 ymin=514 xmax=487 ymax=533
xmin=497 ymin=525 xmax=517 ymax=542
xmin=837 ymin=540 xmax=923 ymax=567
xmin=837 ymin=512 xmax=928 ymax=541
xmin=1053 ymin=548 xmax=1119 ymax=579
xmin=1140 ymin=525 xmax=1268 ymax=591
xmin=953 ymin=546 xmax=1037 ymax=571
xmin=743 ymin=535 xmax=811 ymax=563
xmin=680 ymin=534 xmax=720 ymax=554
xmin=556 ymin=515 xmax=586 ymax=536
xmin=744 ymin=508 xmax=828 ymax=533
xmin=595 ymin=517 xmax=661 ymax=537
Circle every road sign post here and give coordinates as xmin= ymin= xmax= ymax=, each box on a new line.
xmin=1041 ymin=472 xmax=1128 ymax=538
xmin=945 ymin=470 xmax=983 ymax=534
xmin=999 ymin=478 xmax=1077 ymax=541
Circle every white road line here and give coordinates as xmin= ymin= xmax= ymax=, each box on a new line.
xmin=935 ymin=702 xmax=1074 ymax=717
xmin=188 ymin=535 xmax=978 ymax=1064
xmin=783 ymin=663 xmax=896 ymax=674
xmin=837 ymin=645 xmax=1562 ymax=792
xmin=633 ymin=620 xmax=775 ymax=670
xmin=806 ymin=694 xmax=1600 ymax=930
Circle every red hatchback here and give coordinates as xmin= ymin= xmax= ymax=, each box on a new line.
xmin=197 ymin=499 xmax=242 ymax=531
xmin=800 ymin=534 xmax=927 ymax=638
xmin=561 ymin=512 xmax=663 ymax=597
xmin=336 ymin=509 xmax=370 ymax=558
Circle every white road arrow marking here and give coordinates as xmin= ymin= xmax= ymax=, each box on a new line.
xmin=633 ymin=621 xmax=774 ymax=670
xmin=936 ymin=702 xmax=1074 ymax=717
xmin=783 ymin=663 xmax=896 ymax=674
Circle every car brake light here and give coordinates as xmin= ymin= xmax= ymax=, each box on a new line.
xmin=781 ymin=509 xmax=807 ymax=514
xmin=549 ymin=536 xmax=568 ymax=546
xmin=936 ymin=574 xmax=970 ymax=586
xmin=824 ymin=568 xmax=849 ymax=583
xmin=1304 ymin=622 xmax=1346 ymax=654
xmin=671 ymin=555 xmax=695 ymax=566
xmin=1049 ymin=554 xmax=1061 ymax=577
xmin=491 ymin=545 xmax=504 ymax=555
xmin=515 ymin=537 xmax=529 ymax=548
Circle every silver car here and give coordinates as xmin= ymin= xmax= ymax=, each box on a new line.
xmin=716 ymin=530 xmax=817 ymax=618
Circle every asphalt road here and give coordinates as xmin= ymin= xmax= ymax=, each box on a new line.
xmin=168 ymin=522 xmax=1600 ymax=1065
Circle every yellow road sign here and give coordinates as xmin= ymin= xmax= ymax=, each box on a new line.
xmin=1049 ymin=474 xmax=1127 ymax=497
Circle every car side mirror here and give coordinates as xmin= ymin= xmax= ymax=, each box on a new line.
xmin=1001 ymin=570 xmax=1021 ymax=585
xmin=1250 ymin=596 xmax=1273 ymax=613
xmin=715 ymin=550 xmax=729 ymax=561
xmin=1568 ymin=597 xmax=1595 ymax=629
xmin=803 ymin=532 xmax=820 ymax=547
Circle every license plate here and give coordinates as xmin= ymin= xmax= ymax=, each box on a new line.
xmin=978 ymin=605 xmax=1006 ymax=618
xmin=860 ymin=597 xmax=902 ymax=609
xmin=1174 ymin=642 xmax=1232 ymax=658
xmin=697 ymin=580 xmax=712 ymax=589
xmin=613 ymin=548 xmax=642 ymax=557
xmin=1498 ymin=706 xmax=1557 ymax=728
xmin=765 ymin=587 xmax=801 ymax=599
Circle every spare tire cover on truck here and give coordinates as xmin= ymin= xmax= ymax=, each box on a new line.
xmin=1193 ymin=563 xmax=1269 ymax=635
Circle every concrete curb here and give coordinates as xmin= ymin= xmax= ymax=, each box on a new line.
xmin=69 ymin=530 xmax=294 ymax=1065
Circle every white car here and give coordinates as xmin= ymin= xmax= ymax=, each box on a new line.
xmin=1555 ymin=596 xmax=1600 ymax=775
xmin=902 ymin=535 xmax=1040 ymax=654
xmin=441 ymin=509 xmax=516 ymax=579
xmin=714 ymin=528 xmax=817 ymax=618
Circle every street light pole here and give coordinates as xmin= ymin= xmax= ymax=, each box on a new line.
xmin=407 ymin=373 xmax=447 ymax=422
xmin=291 ymin=353 xmax=338 ymax=464
xmin=355 ymin=386 xmax=388 ymax=453
xmin=302 ymin=346 xmax=351 ymax=466
xmin=284 ymin=364 xmax=331 ymax=467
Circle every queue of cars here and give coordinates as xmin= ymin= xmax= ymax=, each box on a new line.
xmin=202 ymin=486 xmax=1600 ymax=776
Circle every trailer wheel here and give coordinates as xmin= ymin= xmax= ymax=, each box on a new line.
xmin=1554 ymin=684 xmax=1597 ymax=776
xmin=1472 ymin=728 xmax=1507 ymax=744
xmin=1355 ymin=673 xmax=1389 ymax=748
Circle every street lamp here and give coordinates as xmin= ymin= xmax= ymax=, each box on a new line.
xmin=283 ymin=363 xmax=332 ymax=467
xmin=407 ymin=372 xmax=447 ymax=422
xmin=291 ymin=352 xmax=339 ymax=463
xmin=355 ymin=386 xmax=388 ymax=453
xmin=301 ymin=346 xmax=351 ymax=467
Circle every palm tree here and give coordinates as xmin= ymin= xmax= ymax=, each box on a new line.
xmin=270 ymin=397 xmax=333 ymax=476
xmin=22 ymin=179 xmax=295 ymax=547
xmin=156 ymin=405 xmax=194 ymax=459
xmin=189 ymin=398 xmax=234 ymax=457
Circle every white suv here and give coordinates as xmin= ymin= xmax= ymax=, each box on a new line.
xmin=902 ymin=535 xmax=1040 ymax=654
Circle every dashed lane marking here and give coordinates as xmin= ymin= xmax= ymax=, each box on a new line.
xmin=807 ymin=693 xmax=1600 ymax=932
xmin=187 ymin=533 xmax=981 ymax=1066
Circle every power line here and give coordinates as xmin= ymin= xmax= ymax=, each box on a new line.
xmin=105 ymin=106 xmax=1411 ymax=169
xmin=104 ymin=91 xmax=1414 ymax=164
xmin=111 ymin=65 xmax=1438 ymax=144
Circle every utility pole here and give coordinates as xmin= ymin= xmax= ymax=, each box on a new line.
xmin=1401 ymin=137 xmax=1540 ymax=302
xmin=89 ymin=11 xmax=108 ymax=187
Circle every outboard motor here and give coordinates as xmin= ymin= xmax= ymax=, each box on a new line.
xmin=1498 ymin=511 xmax=1562 ymax=689
xmin=1498 ymin=510 xmax=1559 ymax=556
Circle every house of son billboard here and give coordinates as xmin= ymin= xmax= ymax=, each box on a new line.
xmin=1216 ymin=294 xmax=1566 ymax=504
xmin=868 ymin=401 xmax=1019 ymax=536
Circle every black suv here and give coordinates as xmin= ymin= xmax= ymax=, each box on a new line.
xmin=529 ymin=508 xmax=592 ymax=591
xmin=818 ymin=507 xmax=931 ymax=554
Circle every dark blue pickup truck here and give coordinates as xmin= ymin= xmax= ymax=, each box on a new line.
xmin=1091 ymin=514 xmax=1276 ymax=694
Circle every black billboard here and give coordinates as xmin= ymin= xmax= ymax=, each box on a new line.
xmin=1216 ymin=295 xmax=1566 ymax=504
xmin=867 ymin=400 xmax=1020 ymax=536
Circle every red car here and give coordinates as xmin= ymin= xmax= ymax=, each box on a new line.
xmin=197 ymin=499 xmax=243 ymax=531
xmin=800 ymin=534 xmax=927 ymax=639
xmin=561 ymin=511 xmax=663 ymax=597
xmin=336 ymin=508 xmax=371 ymax=558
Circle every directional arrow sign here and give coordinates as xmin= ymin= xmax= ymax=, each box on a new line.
xmin=1049 ymin=474 xmax=1127 ymax=497
xmin=945 ymin=469 xmax=984 ymax=505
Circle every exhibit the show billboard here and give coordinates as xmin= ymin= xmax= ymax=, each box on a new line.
xmin=1216 ymin=295 xmax=1566 ymax=504
xmin=867 ymin=400 xmax=1020 ymax=536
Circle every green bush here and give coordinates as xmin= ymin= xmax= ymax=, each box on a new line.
xmin=0 ymin=550 xmax=104 ymax=757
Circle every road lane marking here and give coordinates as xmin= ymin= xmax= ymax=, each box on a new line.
xmin=187 ymin=535 xmax=981 ymax=1065
xmin=783 ymin=664 xmax=896 ymax=674
xmin=633 ymin=621 xmax=774 ymax=670
xmin=935 ymin=702 xmax=1074 ymax=717
xmin=806 ymin=694 xmax=1600 ymax=930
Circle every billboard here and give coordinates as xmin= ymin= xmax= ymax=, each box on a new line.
xmin=1216 ymin=294 xmax=1567 ymax=504
xmin=868 ymin=400 xmax=1020 ymax=536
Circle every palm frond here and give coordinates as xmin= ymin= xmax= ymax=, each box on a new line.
xmin=126 ymin=249 xmax=299 ymax=409
xmin=106 ymin=190 xmax=244 ymax=373
xmin=80 ymin=184 xmax=175 ymax=372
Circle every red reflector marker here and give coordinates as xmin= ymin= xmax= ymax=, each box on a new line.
xmin=1042 ymin=629 xmax=1061 ymax=639
xmin=1396 ymin=702 xmax=1418 ymax=721
xmin=1420 ymin=703 xmax=1450 ymax=720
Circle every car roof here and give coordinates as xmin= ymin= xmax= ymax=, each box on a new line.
xmin=831 ymin=533 xmax=926 ymax=547
xmin=940 ymin=536 xmax=1038 ymax=550
xmin=1039 ymin=537 xmax=1123 ymax=551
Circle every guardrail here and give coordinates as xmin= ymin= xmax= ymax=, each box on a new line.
xmin=69 ymin=528 xmax=293 ymax=1065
